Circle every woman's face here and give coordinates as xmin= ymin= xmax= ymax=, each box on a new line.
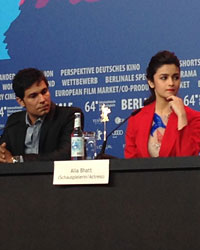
xmin=148 ymin=64 xmax=180 ymax=101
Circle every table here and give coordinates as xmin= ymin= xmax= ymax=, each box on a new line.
xmin=0 ymin=157 xmax=200 ymax=250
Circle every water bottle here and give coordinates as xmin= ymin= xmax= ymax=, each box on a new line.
xmin=71 ymin=112 xmax=85 ymax=160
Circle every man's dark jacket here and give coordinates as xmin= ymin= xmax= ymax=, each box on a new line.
xmin=0 ymin=102 xmax=84 ymax=161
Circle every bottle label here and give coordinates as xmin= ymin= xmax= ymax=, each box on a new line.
xmin=74 ymin=116 xmax=81 ymax=128
xmin=71 ymin=137 xmax=84 ymax=157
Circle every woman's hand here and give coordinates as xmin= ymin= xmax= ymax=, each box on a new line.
xmin=166 ymin=95 xmax=188 ymax=129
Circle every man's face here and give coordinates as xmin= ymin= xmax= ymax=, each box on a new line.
xmin=17 ymin=80 xmax=51 ymax=124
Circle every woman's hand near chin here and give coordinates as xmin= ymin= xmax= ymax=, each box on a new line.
xmin=166 ymin=95 xmax=187 ymax=130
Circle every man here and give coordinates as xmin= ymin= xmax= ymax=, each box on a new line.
xmin=0 ymin=68 xmax=84 ymax=163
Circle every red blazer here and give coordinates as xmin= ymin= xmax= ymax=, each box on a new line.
xmin=124 ymin=102 xmax=200 ymax=158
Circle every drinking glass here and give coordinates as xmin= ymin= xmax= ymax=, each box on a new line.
xmin=84 ymin=132 xmax=97 ymax=160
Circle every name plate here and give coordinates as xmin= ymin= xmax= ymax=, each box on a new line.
xmin=53 ymin=160 xmax=109 ymax=185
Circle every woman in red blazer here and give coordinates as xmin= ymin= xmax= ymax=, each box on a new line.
xmin=124 ymin=50 xmax=200 ymax=158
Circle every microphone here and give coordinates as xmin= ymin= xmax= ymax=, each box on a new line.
xmin=96 ymin=108 xmax=141 ymax=159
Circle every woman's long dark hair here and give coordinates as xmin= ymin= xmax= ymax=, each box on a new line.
xmin=144 ymin=50 xmax=180 ymax=106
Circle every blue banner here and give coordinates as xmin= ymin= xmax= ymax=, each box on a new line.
xmin=0 ymin=0 xmax=200 ymax=158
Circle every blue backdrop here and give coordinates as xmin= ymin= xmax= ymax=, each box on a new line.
xmin=0 ymin=0 xmax=200 ymax=158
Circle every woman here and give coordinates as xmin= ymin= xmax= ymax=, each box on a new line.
xmin=124 ymin=50 xmax=200 ymax=158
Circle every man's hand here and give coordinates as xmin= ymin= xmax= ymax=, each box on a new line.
xmin=0 ymin=142 xmax=13 ymax=163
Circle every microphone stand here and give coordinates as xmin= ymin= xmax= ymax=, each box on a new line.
xmin=96 ymin=108 xmax=141 ymax=159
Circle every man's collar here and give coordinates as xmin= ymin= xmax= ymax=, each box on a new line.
xmin=25 ymin=113 xmax=45 ymax=126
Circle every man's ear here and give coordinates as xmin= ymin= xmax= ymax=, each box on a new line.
xmin=16 ymin=97 xmax=25 ymax=107
xmin=148 ymin=80 xmax=155 ymax=89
